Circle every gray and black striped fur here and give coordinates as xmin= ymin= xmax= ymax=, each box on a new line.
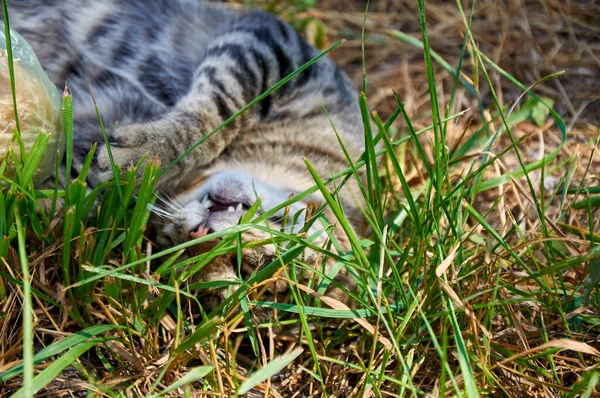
xmin=7 ymin=0 xmax=368 ymax=303
xmin=6 ymin=0 xmax=361 ymax=182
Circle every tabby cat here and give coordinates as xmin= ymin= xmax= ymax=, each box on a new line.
xmin=6 ymin=0 xmax=368 ymax=306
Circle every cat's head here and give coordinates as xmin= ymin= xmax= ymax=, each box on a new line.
xmin=149 ymin=167 xmax=356 ymax=308
xmin=151 ymin=169 xmax=323 ymax=249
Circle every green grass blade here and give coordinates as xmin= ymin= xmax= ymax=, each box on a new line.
xmin=13 ymin=205 xmax=33 ymax=397
xmin=580 ymin=372 xmax=600 ymax=398
xmin=18 ymin=132 xmax=50 ymax=185
xmin=446 ymin=294 xmax=480 ymax=397
xmin=90 ymin=87 xmax=128 ymax=224
xmin=236 ymin=348 xmax=304 ymax=395
xmin=9 ymin=341 xmax=102 ymax=398
xmin=373 ymin=112 xmax=420 ymax=227
xmin=62 ymin=87 xmax=74 ymax=196
xmin=359 ymin=93 xmax=383 ymax=226
xmin=303 ymin=158 xmax=367 ymax=266
xmin=0 ymin=325 xmax=124 ymax=383
xmin=82 ymin=265 xmax=200 ymax=303
xmin=148 ymin=366 xmax=214 ymax=398
xmin=390 ymin=30 xmax=476 ymax=96
xmin=173 ymin=316 xmax=222 ymax=355
xmin=124 ymin=159 xmax=160 ymax=256
xmin=252 ymin=301 xmax=401 ymax=319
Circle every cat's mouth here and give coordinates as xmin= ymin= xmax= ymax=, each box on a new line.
xmin=186 ymin=196 xmax=246 ymax=256
xmin=201 ymin=194 xmax=247 ymax=213
xmin=189 ymin=195 xmax=250 ymax=239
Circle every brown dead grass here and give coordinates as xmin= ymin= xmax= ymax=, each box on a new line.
xmin=314 ymin=0 xmax=599 ymax=124
xmin=1 ymin=1 xmax=599 ymax=396
xmin=269 ymin=0 xmax=600 ymax=395
xmin=302 ymin=0 xmax=600 ymax=238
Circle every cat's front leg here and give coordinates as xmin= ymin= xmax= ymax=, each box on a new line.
xmin=90 ymin=106 xmax=241 ymax=188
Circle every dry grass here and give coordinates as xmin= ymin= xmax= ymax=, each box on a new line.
xmin=314 ymin=0 xmax=599 ymax=123
xmin=232 ymin=0 xmax=600 ymax=394
xmin=1 ymin=0 xmax=599 ymax=396
xmin=308 ymin=1 xmax=600 ymax=395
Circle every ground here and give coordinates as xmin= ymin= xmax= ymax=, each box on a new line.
xmin=0 ymin=0 xmax=599 ymax=397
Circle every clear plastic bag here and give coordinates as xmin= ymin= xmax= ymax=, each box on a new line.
xmin=0 ymin=23 xmax=63 ymax=184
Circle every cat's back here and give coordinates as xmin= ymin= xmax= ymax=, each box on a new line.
xmin=68 ymin=1 xmax=232 ymax=65
xmin=5 ymin=0 xmax=238 ymax=149
xmin=7 ymin=1 xmax=233 ymax=73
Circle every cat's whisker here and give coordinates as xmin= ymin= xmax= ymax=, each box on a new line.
xmin=154 ymin=213 xmax=175 ymax=220
xmin=147 ymin=203 xmax=176 ymax=220
xmin=149 ymin=210 xmax=171 ymax=218
xmin=162 ymin=200 xmax=181 ymax=213
xmin=164 ymin=192 xmax=184 ymax=210
xmin=135 ymin=194 xmax=180 ymax=215
xmin=155 ymin=194 xmax=183 ymax=213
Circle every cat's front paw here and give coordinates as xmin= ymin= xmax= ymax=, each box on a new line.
xmin=90 ymin=128 xmax=153 ymax=185
xmin=89 ymin=144 xmax=135 ymax=185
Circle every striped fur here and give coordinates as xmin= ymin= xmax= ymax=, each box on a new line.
xmin=6 ymin=0 xmax=368 ymax=305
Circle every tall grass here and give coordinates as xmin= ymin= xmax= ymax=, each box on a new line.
xmin=0 ymin=0 xmax=599 ymax=396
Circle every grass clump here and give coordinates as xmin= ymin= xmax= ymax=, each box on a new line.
xmin=1 ymin=0 xmax=599 ymax=396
